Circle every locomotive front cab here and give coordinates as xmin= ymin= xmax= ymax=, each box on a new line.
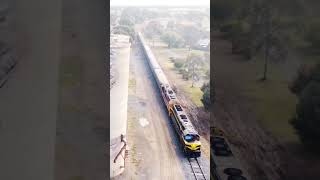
xmin=184 ymin=133 xmax=201 ymax=157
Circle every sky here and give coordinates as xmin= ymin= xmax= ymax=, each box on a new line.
xmin=110 ymin=0 xmax=210 ymax=7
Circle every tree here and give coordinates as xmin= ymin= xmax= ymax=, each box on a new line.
xmin=290 ymin=64 xmax=320 ymax=150
xmin=144 ymin=21 xmax=164 ymax=47
xmin=201 ymin=83 xmax=211 ymax=110
xmin=119 ymin=14 xmax=134 ymax=27
xmin=110 ymin=13 xmax=117 ymax=26
xmin=212 ymin=0 xmax=239 ymax=21
xmin=112 ymin=25 xmax=135 ymax=39
xmin=185 ymin=53 xmax=204 ymax=87
xmin=120 ymin=7 xmax=145 ymax=26
xmin=220 ymin=20 xmax=251 ymax=58
xmin=248 ymin=1 xmax=292 ymax=81
xmin=161 ymin=31 xmax=185 ymax=48
xmin=144 ymin=21 xmax=163 ymax=38
xmin=174 ymin=61 xmax=184 ymax=69
xmin=176 ymin=24 xmax=204 ymax=47
xmin=219 ymin=0 xmax=290 ymax=80
xmin=289 ymin=64 xmax=313 ymax=94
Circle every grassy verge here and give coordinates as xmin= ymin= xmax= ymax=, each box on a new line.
xmin=236 ymin=58 xmax=299 ymax=142
xmin=244 ymin=78 xmax=298 ymax=142
xmin=183 ymin=86 xmax=204 ymax=107
xmin=153 ymin=47 xmax=205 ymax=106
xmin=149 ymin=39 xmax=207 ymax=107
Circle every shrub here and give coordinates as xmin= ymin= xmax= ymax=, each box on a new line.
xmin=201 ymin=83 xmax=211 ymax=110
xmin=290 ymin=64 xmax=320 ymax=150
xmin=174 ymin=61 xmax=184 ymax=69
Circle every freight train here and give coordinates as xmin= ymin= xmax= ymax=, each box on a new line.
xmin=137 ymin=32 xmax=201 ymax=157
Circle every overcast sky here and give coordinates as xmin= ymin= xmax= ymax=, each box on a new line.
xmin=110 ymin=0 xmax=210 ymax=7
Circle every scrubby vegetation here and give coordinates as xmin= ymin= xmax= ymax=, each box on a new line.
xmin=161 ymin=31 xmax=185 ymax=48
xmin=213 ymin=0 xmax=320 ymax=179
xmin=290 ymin=64 xmax=320 ymax=151
xmin=213 ymin=0 xmax=320 ymax=142
xmin=201 ymin=83 xmax=210 ymax=110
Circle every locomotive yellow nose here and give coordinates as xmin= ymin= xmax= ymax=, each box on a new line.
xmin=187 ymin=143 xmax=201 ymax=150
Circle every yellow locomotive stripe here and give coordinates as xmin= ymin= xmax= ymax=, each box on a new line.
xmin=185 ymin=142 xmax=201 ymax=150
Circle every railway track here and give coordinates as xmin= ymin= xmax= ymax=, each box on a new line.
xmin=188 ymin=158 xmax=207 ymax=180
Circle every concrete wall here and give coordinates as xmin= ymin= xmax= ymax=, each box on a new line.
xmin=110 ymin=34 xmax=131 ymax=178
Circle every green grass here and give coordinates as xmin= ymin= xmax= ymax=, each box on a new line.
xmin=244 ymin=79 xmax=298 ymax=142
xmin=183 ymin=85 xmax=204 ymax=107
xmin=171 ymin=48 xmax=204 ymax=56
xmin=151 ymin=42 xmax=207 ymax=107
xmin=238 ymin=59 xmax=299 ymax=142
xmin=150 ymin=47 xmax=174 ymax=69
xmin=153 ymin=35 xmax=298 ymax=142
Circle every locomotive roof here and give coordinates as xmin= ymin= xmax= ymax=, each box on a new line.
xmin=154 ymin=69 xmax=169 ymax=85
xmin=141 ymin=41 xmax=161 ymax=69
xmin=173 ymin=104 xmax=198 ymax=135
xmin=165 ymin=85 xmax=176 ymax=100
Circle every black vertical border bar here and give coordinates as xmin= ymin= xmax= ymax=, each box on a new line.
xmin=106 ymin=0 xmax=111 ymax=179
xmin=210 ymin=0 xmax=214 ymax=179
xmin=210 ymin=0 xmax=214 ymax=128
xmin=0 ymin=0 xmax=61 ymax=180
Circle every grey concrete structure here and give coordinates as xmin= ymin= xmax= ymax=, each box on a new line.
xmin=110 ymin=34 xmax=131 ymax=178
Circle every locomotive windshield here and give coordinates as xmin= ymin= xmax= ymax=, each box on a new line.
xmin=184 ymin=134 xmax=200 ymax=142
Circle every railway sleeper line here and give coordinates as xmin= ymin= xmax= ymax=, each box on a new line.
xmin=188 ymin=158 xmax=207 ymax=180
